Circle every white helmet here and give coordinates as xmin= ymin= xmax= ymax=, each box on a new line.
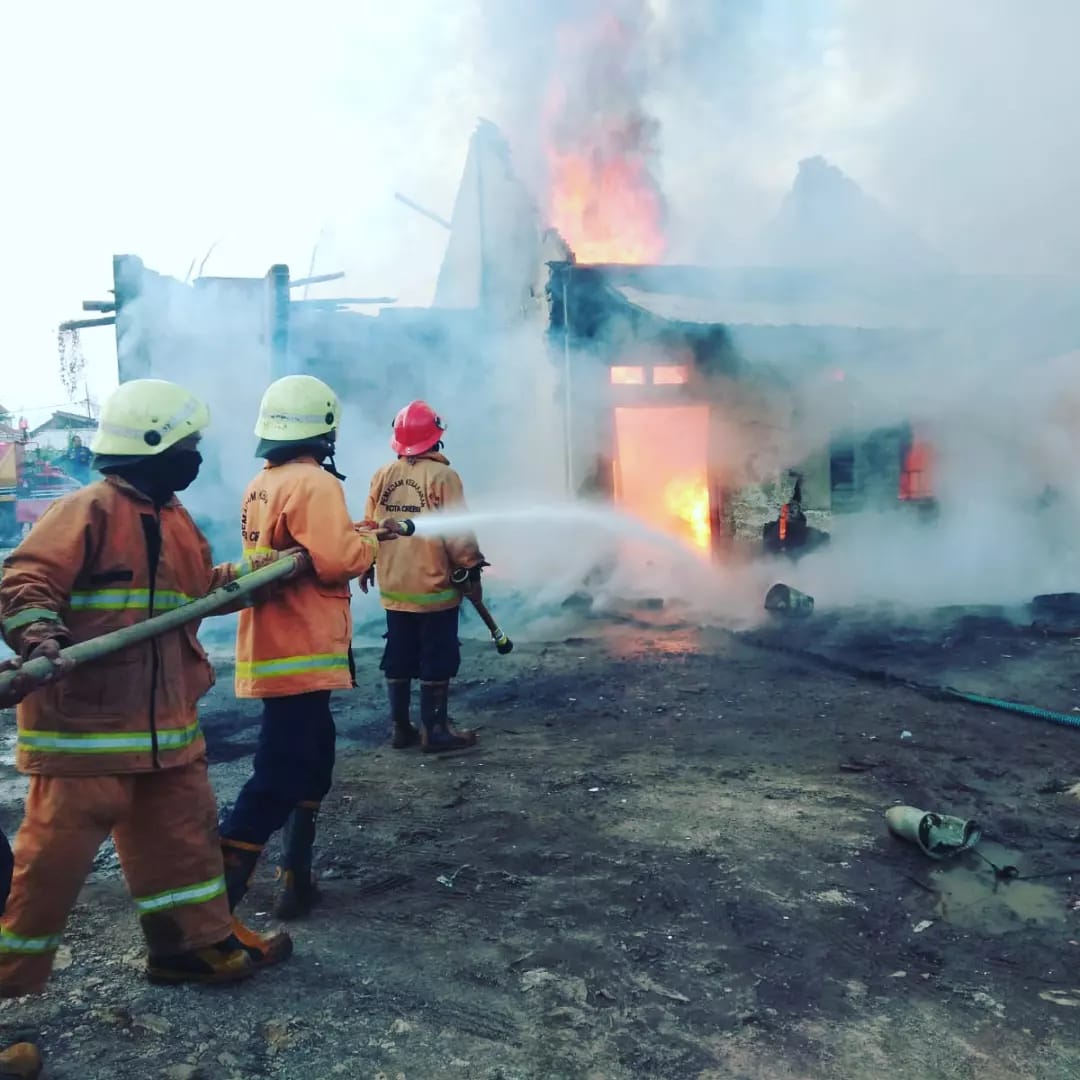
xmin=91 ymin=379 xmax=210 ymax=458
xmin=254 ymin=375 xmax=340 ymax=445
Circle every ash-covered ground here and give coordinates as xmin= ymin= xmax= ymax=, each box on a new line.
xmin=1 ymin=601 xmax=1080 ymax=1079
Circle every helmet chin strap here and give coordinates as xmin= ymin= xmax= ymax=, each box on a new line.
xmin=317 ymin=434 xmax=346 ymax=480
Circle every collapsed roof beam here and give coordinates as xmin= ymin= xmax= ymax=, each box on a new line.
xmin=291 ymin=297 xmax=397 ymax=307
xmin=59 ymin=316 xmax=116 ymax=331
xmin=394 ymin=192 xmax=451 ymax=231
xmin=289 ymin=272 xmax=346 ymax=289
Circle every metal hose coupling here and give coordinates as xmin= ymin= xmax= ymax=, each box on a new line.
xmin=398 ymin=519 xmax=416 ymax=537
xmin=451 ymin=565 xmax=483 ymax=586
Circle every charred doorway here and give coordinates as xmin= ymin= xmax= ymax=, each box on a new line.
xmin=612 ymin=403 xmax=712 ymax=553
xmin=598 ymin=358 xmax=725 ymax=558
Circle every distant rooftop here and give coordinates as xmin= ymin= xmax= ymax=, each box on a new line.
xmin=30 ymin=411 xmax=97 ymax=437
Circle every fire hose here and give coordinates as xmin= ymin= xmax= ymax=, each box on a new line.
xmin=451 ymin=568 xmax=513 ymax=655
xmin=740 ymin=632 xmax=1080 ymax=732
xmin=392 ymin=517 xmax=513 ymax=656
xmin=940 ymin=687 xmax=1080 ymax=731
xmin=0 ymin=552 xmax=306 ymax=699
xmin=467 ymin=595 xmax=514 ymax=655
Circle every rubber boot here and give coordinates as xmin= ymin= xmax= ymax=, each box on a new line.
xmin=230 ymin=917 xmax=293 ymax=969
xmin=146 ymin=937 xmax=255 ymax=986
xmin=221 ymin=839 xmax=262 ymax=911
xmin=388 ymin=678 xmax=419 ymax=749
xmin=221 ymin=839 xmax=294 ymax=968
xmin=274 ymin=804 xmax=321 ymax=921
xmin=420 ymin=680 xmax=478 ymax=754
xmin=0 ymin=1043 xmax=42 ymax=1080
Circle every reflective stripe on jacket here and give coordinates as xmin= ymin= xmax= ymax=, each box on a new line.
xmin=234 ymin=457 xmax=379 ymax=699
xmin=0 ymin=477 xmax=236 ymax=776
xmin=364 ymin=453 xmax=483 ymax=614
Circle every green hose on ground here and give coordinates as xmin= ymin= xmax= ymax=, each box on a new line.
xmin=739 ymin=632 xmax=1080 ymax=732
xmin=942 ymin=688 xmax=1080 ymax=730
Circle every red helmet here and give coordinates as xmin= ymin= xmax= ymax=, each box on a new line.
xmin=391 ymin=400 xmax=445 ymax=457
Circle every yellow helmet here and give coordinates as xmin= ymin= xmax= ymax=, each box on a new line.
xmin=254 ymin=375 xmax=341 ymax=444
xmin=91 ymin=379 xmax=210 ymax=458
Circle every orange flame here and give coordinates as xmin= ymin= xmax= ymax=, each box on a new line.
xmin=664 ymin=478 xmax=711 ymax=552
xmin=899 ymin=438 xmax=935 ymax=500
xmin=548 ymin=151 xmax=665 ymax=264
xmin=542 ymin=9 xmax=665 ymax=265
xmin=613 ymin=406 xmax=711 ymax=555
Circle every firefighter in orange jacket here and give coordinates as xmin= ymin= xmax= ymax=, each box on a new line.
xmin=0 ymin=379 xmax=294 ymax=998
xmin=218 ymin=375 xmax=405 ymax=921
xmin=0 ymin=653 xmax=65 ymax=1080
xmin=365 ymin=400 xmax=486 ymax=754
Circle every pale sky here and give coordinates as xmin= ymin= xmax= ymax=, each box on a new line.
xmin=1 ymin=1 xmax=480 ymax=423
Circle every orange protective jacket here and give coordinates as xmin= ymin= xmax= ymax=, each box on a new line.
xmin=0 ymin=477 xmax=239 ymax=776
xmin=364 ymin=453 xmax=483 ymax=614
xmin=234 ymin=457 xmax=379 ymax=699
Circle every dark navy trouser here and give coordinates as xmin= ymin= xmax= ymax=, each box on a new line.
xmin=380 ymin=607 xmax=461 ymax=682
xmin=219 ymin=690 xmax=336 ymax=847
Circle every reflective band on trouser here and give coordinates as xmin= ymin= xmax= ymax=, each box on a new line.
xmin=0 ymin=607 xmax=62 ymax=636
xmin=68 ymin=588 xmax=195 ymax=613
xmin=18 ymin=720 xmax=201 ymax=755
xmin=379 ymin=588 xmax=459 ymax=606
xmin=0 ymin=929 xmax=62 ymax=955
xmin=133 ymin=875 xmax=226 ymax=915
xmin=235 ymin=654 xmax=350 ymax=680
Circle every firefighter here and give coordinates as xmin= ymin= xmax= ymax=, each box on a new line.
xmin=0 ymin=378 xmax=296 ymax=998
xmin=0 ymin=653 xmax=65 ymax=1079
xmin=218 ymin=374 xmax=405 ymax=922
xmin=364 ymin=400 xmax=486 ymax=754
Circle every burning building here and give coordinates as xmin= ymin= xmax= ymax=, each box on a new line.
xmin=63 ymin=121 xmax=1080 ymax=570
xmin=545 ymin=260 xmax=934 ymax=557
xmin=541 ymin=250 xmax=1080 ymax=557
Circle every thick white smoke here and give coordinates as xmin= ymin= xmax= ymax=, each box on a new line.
xmin=471 ymin=0 xmax=1080 ymax=274
xmin=44 ymin=0 xmax=1080 ymax=632
xmin=465 ymin=0 xmax=1080 ymax=618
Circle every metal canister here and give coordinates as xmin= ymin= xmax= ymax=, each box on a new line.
xmin=764 ymin=583 xmax=815 ymax=617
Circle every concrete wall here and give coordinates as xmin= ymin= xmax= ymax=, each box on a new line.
xmin=830 ymin=428 xmax=906 ymax=514
xmin=111 ymin=257 xmax=279 ymax=553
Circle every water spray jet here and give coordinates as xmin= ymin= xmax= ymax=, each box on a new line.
xmin=406 ymin=502 xmax=715 ymax=560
